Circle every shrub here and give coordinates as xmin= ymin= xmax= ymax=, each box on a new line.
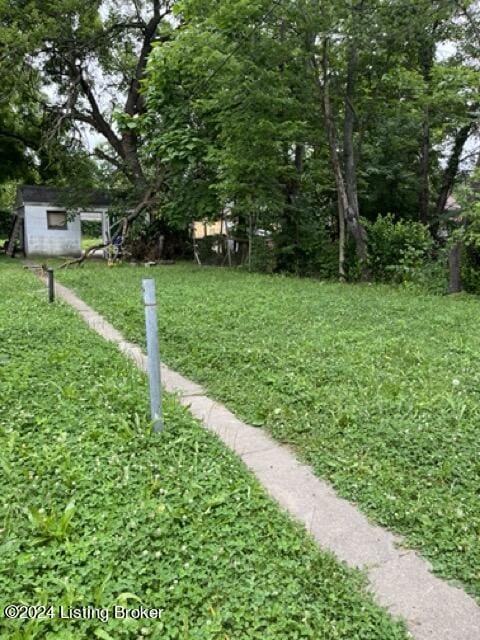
xmin=0 ymin=209 xmax=13 ymax=238
xmin=80 ymin=219 xmax=102 ymax=237
xmin=462 ymin=244 xmax=480 ymax=294
xmin=451 ymin=171 xmax=480 ymax=295
xmin=250 ymin=235 xmax=277 ymax=273
xmin=273 ymin=217 xmax=342 ymax=279
xmin=365 ymin=214 xmax=432 ymax=282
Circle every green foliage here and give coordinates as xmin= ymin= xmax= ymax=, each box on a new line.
xmin=27 ymin=500 xmax=76 ymax=542
xmin=0 ymin=92 xmax=39 ymax=186
xmin=142 ymin=0 xmax=479 ymax=277
xmin=0 ymin=261 xmax=408 ymax=639
xmin=248 ymin=236 xmax=277 ymax=274
xmin=80 ymin=220 xmax=102 ymax=238
xmin=0 ymin=182 xmax=16 ymax=211
xmin=273 ymin=219 xmax=341 ymax=279
xmin=58 ymin=263 xmax=480 ymax=600
xmin=461 ymin=243 xmax=480 ymax=294
xmin=0 ymin=2 xmax=102 ymax=191
xmin=445 ymin=172 xmax=480 ymax=294
xmin=398 ymin=258 xmax=449 ymax=296
xmin=365 ymin=214 xmax=433 ymax=282
xmin=0 ymin=209 xmax=13 ymax=240
xmin=144 ymin=0 xmax=326 ymax=239
xmin=2 ymin=0 xmax=479 ymax=275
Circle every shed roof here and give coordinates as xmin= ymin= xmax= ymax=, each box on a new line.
xmin=17 ymin=185 xmax=111 ymax=208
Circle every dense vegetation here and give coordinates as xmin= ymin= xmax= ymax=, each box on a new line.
xmin=1 ymin=1 xmax=480 ymax=288
xmin=0 ymin=260 xmax=410 ymax=639
xmin=57 ymin=262 xmax=480 ymax=600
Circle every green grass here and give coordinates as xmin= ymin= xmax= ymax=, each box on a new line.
xmin=81 ymin=237 xmax=103 ymax=251
xmin=56 ymin=262 xmax=480 ymax=600
xmin=0 ymin=261 xmax=408 ymax=640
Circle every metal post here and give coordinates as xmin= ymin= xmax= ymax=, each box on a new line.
xmin=142 ymin=279 xmax=163 ymax=432
xmin=47 ymin=268 xmax=55 ymax=303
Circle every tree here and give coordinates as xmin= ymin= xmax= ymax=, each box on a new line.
xmin=1 ymin=0 xmax=463 ymax=276
xmin=142 ymin=0 xmax=480 ymax=279
xmin=1 ymin=0 xmax=177 ymax=233
xmin=145 ymin=0 xmax=321 ymax=264
xmin=0 ymin=11 xmax=42 ymax=186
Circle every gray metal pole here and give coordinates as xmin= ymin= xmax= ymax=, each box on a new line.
xmin=142 ymin=279 xmax=163 ymax=432
xmin=47 ymin=268 xmax=55 ymax=303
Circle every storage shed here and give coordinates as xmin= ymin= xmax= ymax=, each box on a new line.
xmin=7 ymin=186 xmax=111 ymax=257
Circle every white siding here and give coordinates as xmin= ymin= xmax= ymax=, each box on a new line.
xmin=24 ymin=204 xmax=81 ymax=257
xmin=80 ymin=211 xmax=104 ymax=222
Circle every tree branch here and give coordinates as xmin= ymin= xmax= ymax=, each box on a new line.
xmin=94 ymin=148 xmax=126 ymax=172
xmin=77 ymin=71 xmax=125 ymax=159
xmin=58 ymin=242 xmax=108 ymax=269
xmin=124 ymin=1 xmax=171 ymax=116
xmin=132 ymin=0 xmax=144 ymax=23
xmin=0 ymin=128 xmax=38 ymax=149
xmin=456 ymin=1 xmax=480 ymax=46
xmin=70 ymin=108 xmax=96 ymax=128
xmin=459 ymin=146 xmax=480 ymax=164
xmin=436 ymin=122 xmax=474 ymax=215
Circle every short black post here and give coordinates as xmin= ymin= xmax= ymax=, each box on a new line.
xmin=47 ymin=268 xmax=55 ymax=303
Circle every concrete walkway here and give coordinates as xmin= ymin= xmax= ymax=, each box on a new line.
xmin=52 ymin=278 xmax=480 ymax=640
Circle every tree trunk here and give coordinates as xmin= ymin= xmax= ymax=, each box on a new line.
xmin=322 ymin=75 xmax=351 ymax=280
xmin=343 ymin=44 xmax=359 ymax=225
xmin=224 ymin=212 xmax=232 ymax=268
xmin=248 ymin=214 xmax=254 ymax=271
xmin=312 ymin=40 xmax=369 ymax=281
xmin=419 ymin=115 xmax=430 ymax=224
xmin=122 ymin=131 xmax=148 ymax=192
xmin=343 ymin=39 xmax=369 ymax=278
xmin=338 ymin=199 xmax=346 ymax=282
xmin=276 ymin=144 xmax=304 ymax=272
xmin=418 ymin=40 xmax=435 ymax=225
xmin=448 ymin=242 xmax=462 ymax=293
xmin=436 ymin=122 xmax=473 ymax=215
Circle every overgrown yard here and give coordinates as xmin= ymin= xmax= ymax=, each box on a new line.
xmin=0 ymin=260 xmax=408 ymax=640
xmin=57 ymin=262 xmax=480 ymax=600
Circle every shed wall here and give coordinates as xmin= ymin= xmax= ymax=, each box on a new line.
xmin=24 ymin=205 xmax=81 ymax=257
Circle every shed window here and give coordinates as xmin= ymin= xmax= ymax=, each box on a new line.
xmin=47 ymin=210 xmax=67 ymax=230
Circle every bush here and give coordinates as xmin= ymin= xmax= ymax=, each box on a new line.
xmin=462 ymin=244 xmax=480 ymax=294
xmin=196 ymin=234 xmax=230 ymax=266
xmin=80 ymin=220 xmax=102 ymax=237
xmin=273 ymin=217 xmax=342 ymax=279
xmin=0 ymin=209 xmax=13 ymax=238
xmin=365 ymin=214 xmax=432 ymax=283
xmin=397 ymin=257 xmax=448 ymax=295
xmin=461 ymin=188 xmax=480 ymax=295
xmin=450 ymin=171 xmax=480 ymax=295
xmin=250 ymin=236 xmax=277 ymax=273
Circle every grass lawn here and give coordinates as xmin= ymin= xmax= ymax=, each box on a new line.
xmin=81 ymin=237 xmax=103 ymax=251
xmin=56 ymin=262 xmax=480 ymax=600
xmin=0 ymin=260 xmax=408 ymax=640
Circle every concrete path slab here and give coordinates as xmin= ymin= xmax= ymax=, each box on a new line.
xmin=52 ymin=279 xmax=480 ymax=640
